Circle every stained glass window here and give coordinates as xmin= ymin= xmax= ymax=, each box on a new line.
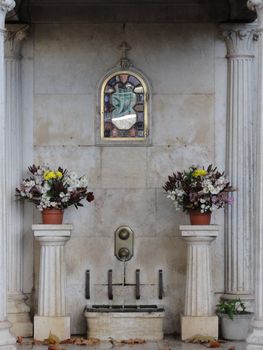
xmin=100 ymin=71 xmax=149 ymax=141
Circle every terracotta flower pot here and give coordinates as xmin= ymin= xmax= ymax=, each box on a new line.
xmin=189 ymin=210 xmax=211 ymax=225
xmin=42 ymin=208 xmax=64 ymax=224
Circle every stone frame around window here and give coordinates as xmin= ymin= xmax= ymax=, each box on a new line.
xmin=96 ymin=67 xmax=151 ymax=146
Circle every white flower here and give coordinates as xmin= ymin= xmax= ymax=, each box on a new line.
xmin=68 ymin=171 xmax=77 ymax=180
xmin=79 ymin=175 xmax=89 ymax=187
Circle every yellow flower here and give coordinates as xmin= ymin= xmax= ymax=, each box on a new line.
xmin=192 ymin=169 xmax=207 ymax=177
xmin=56 ymin=171 xmax=63 ymax=178
xmin=44 ymin=170 xmax=57 ymax=181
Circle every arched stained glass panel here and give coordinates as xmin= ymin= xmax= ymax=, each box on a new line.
xmin=100 ymin=71 xmax=149 ymax=141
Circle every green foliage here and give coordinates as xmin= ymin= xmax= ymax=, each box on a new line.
xmin=216 ymin=298 xmax=246 ymax=320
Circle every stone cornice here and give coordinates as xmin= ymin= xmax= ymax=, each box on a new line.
xmin=221 ymin=23 xmax=258 ymax=57
xmin=4 ymin=24 xmax=29 ymax=59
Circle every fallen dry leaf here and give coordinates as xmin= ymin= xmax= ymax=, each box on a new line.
xmin=84 ymin=338 xmax=100 ymax=346
xmin=120 ymin=339 xmax=146 ymax=345
xmin=16 ymin=336 xmax=23 ymax=344
xmin=73 ymin=338 xmax=84 ymax=346
xmin=66 ymin=337 xmax=100 ymax=346
xmin=46 ymin=331 xmax=60 ymax=344
xmin=60 ymin=339 xmax=74 ymax=344
xmin=209 ymin=340 xmax=220 ymax=348
xmin=185 ymin=334 xmax=216 ymax=344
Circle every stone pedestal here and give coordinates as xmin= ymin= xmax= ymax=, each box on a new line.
xmin=32 ymin=224 xmax=72 ymax=341
xmin=180 ymin=225 xmax=219 ymax=340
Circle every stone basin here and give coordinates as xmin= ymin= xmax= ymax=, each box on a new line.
xmin=84 ymin=305 xmax=165 ymax=340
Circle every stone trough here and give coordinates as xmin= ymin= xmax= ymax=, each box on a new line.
xmin=84 ymin=305 xmax=165 ymax=341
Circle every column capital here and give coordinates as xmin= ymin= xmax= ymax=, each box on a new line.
xmin=32 ymin=224 xmax=73 ymax=236
xmin=179 ymin=225 xmax=220 ymax=237
xmin=221 ymin=23 xmax=258 ymax=57
xmin=5 ymin=24 xmax=29 ymax=59
xmin=248 ymin=0 xmax=263 ymax=30
xmin=0 ymin=0 xmax=15 ymax=29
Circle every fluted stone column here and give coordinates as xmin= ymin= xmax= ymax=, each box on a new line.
xmin=247 ymin=1 xmax=263 ymax=348
xmin=221 ymin=23 xmax=257 ymax=305
xmin=0 ymin=1 xmax=17 ymax=348
xmin=180 ymin=225 xmax=219 ymax=340
xmin=4 ymin=24 xmax=32 ymax=337
xmin=32 ymin=225 xmax=72 ymax=341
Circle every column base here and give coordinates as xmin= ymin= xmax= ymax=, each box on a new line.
xmin=8 ymin=315 xmax=32 ymax=338
xmin=181 ymin=315 xmax=218 ymax=340
xmin=34 ymin=315 xmax=70 ymax=341
xmin=0 ymin=321 xmax=17 ymax=350
xmin=247 ymin=321 xmax=263 ymax=349
xmin=8 ymin=293 xmax=33 ymax=337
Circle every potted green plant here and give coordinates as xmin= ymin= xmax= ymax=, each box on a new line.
xmin=16 ymin=164 xmax=94 ymax=224
xmin=216 ymin=298 xmax=253 ymax=341
xmin=163 ymin=164 xmax=234 ymax=224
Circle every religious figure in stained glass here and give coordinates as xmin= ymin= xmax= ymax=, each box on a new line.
xmin=100 ymin=42 xmax=149 ymax=142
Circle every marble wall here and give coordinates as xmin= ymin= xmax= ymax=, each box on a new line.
xmin=21 ymin=23 xmax=227 ymax=334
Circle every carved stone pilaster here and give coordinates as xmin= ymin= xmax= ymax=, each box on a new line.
xmin=221 ymin=23 xmax=257 ymax=306
xmin=247 ymin=1 xmax=263 ymax=348
xmin=0 ymin=1 xmax=17 ymax=349
xmin=4 ymin=24 xmax=32 ymax=337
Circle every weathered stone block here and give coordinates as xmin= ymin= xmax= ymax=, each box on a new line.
xmin=85 ymin=310 xmax=165 ymax=340
xmin=152 ymin=94 xmax=213 ymax=146
xmin=181 ymin=315 xmax=218 ymax=340
xmin=34 ymin=145 xmax=100 ymax=188
xmin=101 ymin=147 xmax=147 ymax=189
xmin=147 ymin=145 xmax=213 ymax=188
xmin=34 ymin=94 xmax=95 ymax=146
xmin=34 ymin=316 xmax=70 ymax=341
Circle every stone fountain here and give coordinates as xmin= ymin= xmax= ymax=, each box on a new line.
xmin=84 ymin=226 xmax=165 ymax=340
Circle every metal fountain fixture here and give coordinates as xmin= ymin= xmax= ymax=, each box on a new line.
xmin=85 ymin=226 xmax=164 ymax=301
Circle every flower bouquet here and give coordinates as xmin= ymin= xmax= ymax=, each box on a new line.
xmin=16 ymin=164 xmax=94 ymax=224
xmin=163 ymin=165 xmax=234 ymax=224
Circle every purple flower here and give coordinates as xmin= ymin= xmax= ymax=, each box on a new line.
xmin=227 ymin=196 xmax=234 ymax=205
